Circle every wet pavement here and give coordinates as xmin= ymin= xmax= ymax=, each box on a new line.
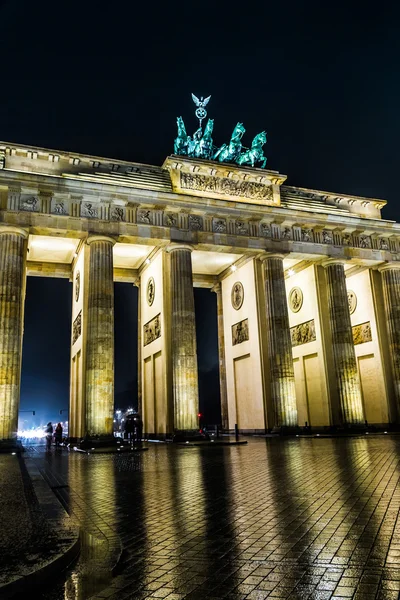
xmin=22 ymin=436 xmax=400 ymax=599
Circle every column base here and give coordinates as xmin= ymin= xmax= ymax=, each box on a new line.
xmin=272 ymin=426 xmax=302 ymax=436
xmin=340 ymin=422 xmax=367 ymax=433
xmin=172 ymin=429 xmax=210 ymax=443
xmin=0 ymin=439 xmax=24 ymax=453
xmin=78 ymin=434 xmax=118 ymax=450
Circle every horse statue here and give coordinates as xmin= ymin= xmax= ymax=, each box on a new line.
xmin=194 ymin=118 xmax=214 ymax=159
xmin=213 ymin=122 xmax=246 ymax=163
xmin=237 ymin=131 xmax=267 ymax=168
xmin=174 ymin=116 xmax=189 ymax=156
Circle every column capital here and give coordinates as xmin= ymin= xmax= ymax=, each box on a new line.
xmin=378 ymin=262 xmax=400 ymax=273
xmin=166 ymin=243 xmax=194 ymax=253
xmin=211 ymin=282 xmax=221 ymax=294
xmin=86 ymin=235 xmax=116 ymax=246
xmin=321 ymin=258 xmax=347 ymax=269
xmin=258 ymin=252 xmax=285 ymax=262
xmin=0 ymin=225 xmax=28 ymax=239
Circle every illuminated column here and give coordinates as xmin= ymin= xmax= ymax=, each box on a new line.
xmin=0 ymin=226 xmax=28 ymax=442
xmin=211 ymin=283 xmax=228 ymax=430
xmin=85 ymin=236 xmax=115 ymax=436
xmin=323 ymin=260 xmax=364 ymax=426
xmin=133 ymin=278 xmax=142 ymax=416
xmin=168 ymin=244 xmax=199 ymax=431
xmin=261 ymin=254 xmax=297 ymax=429
xmin=379 ymin=263 xmax=400 ymax=421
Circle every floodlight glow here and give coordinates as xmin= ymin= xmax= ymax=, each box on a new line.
xmin=288 ymin=269 xmax=295 ymax=277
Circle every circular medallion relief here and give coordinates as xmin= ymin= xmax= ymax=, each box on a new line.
xmin=147 ymin=277 xmax=155 ymax=306
xmin=75 ymin=270 xmax=80 ymax=302
xmin=289 ymin=287 xmax=303 ymax=313
xmin=231 ymin=282 xmax=244 ymax=310
xmin=347 ymin=290 xmax=357 ymax=315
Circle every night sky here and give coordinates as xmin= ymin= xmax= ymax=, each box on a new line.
xmin=2 ymin=1 xmax=399 ymax=426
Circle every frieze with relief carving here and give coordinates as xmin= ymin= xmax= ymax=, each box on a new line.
xmin=111 ymin=207 xmax=125 ymax=221
xmin=322 ymin=230 xmax=333 ymax=244
xmin=359 ymin=235 xmax=371 ymax=249
xmin=281 ymin=227 xmax=291 ymax=240
xmin=180 ymin=172 xmax=274 ymax=202
xmin=138 ymin=210 xmax=152 ymax=224
xmin=189 ymin=215 xmax=203 ymax=231
xmin=260 ymin=223 xmax=271 ymax=238
xmin=380 ymin=238 xmax=389 ymax=250
xmin=20 ymin=196 xmax=39 ymax=212
xmin=72 ymin=310 xmax=82 ymax=344
xmin=165 ymin=213 xmax=177 ymax=227
xmin=144 ymin=313 xmax=161 ymax=346
xmin=81 ymin=202 xmax=98 ymax=218
xmin=213 ymin=218 xmax=226 ymax=233
xmin=290 ymin=319 xmax=316 ymax=347
xmin=352 ymin=321 xmax=372 ymax=345
xmin=52 ymin=201 xmax=67 ymax=215
xmin=235 ymin=221 xmax=248 ymax=235
xmin=232 ymin=318 xmax=249 ymax=346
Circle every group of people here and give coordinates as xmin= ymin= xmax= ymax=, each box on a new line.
xmin=45 ymin=422 xmax=63 ymax=451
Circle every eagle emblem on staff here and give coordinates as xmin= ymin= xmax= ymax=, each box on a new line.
xmin=192 ymin=93 xmax=211 ymax=126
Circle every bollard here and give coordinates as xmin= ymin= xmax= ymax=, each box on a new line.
xmin=235 ymin=423 xmax=239 ymax=441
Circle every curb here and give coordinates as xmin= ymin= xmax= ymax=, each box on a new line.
xmin=0 ymin=457 xmax=80 ymax=599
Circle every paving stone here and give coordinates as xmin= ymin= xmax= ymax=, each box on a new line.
xmin=20 ymin=436 xmax=400 ymax=600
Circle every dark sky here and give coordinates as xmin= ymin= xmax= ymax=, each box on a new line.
xmin=3 ymin=0 xmax=399 ymax=425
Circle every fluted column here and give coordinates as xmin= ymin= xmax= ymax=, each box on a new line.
xmin=323 ymin=260 xmax=364 ymax=426
xmin=133 ymin=278 xmax=142 ymax=416
xmin=85 ymin=236 xmax=115 ymax=436
xmin=261 ymin=254 xmax=297 ymax=428
xmin=0 ymin=226 xmax=28 ymax=441
xmin=168 ymin=244 xmax=199 ymax=431
xmin=379 ymin=263 xmax=400 ymax=421
xmin=211 ymin=283 xmax=228 ymax=430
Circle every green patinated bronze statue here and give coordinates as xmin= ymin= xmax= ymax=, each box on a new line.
xmin=174 ymin=94 xmax=268 ymax=169
xmin=213 ymin=122 xmax=245 ymax=163
xmin=174 ymin=117 xmax=214 ymax=160
xmin=237 ymin=131 xmax=267 ymax=169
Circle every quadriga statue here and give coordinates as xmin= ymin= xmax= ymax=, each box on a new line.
xmin=237 ymin=131 xmax=267 ymax=168
xmin=213 ymin=122 xmax=245 ymax=163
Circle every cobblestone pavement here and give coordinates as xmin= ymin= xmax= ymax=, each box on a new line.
xmin=26 ymin=436 xmax=400 ymax=599
xmin=0 ymin=453 xmax=60 ymax=586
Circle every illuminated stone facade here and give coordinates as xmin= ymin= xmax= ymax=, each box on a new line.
xmin=0 ymin=140 xmax=400 ymax=439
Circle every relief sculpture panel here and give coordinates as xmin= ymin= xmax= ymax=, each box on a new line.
xmin=144 ymin=313 xmax=161 ymax=347
xmin=352 ymin=321 xmax=372 ymax=345
xmin=180 ymin=172 xmax=274 ymax=203
xmin=290 ymin=319 xmax=316 ymax=347
xmin=232 ymin=318 xmax=249 ymax=346
xmin=72 ymin=310 xmax=82 ymax=345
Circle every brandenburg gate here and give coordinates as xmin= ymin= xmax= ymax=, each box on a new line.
xmin=1 ymin=107 xmax=400 ymax=442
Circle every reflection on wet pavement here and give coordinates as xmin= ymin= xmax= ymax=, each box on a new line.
xmin=27 ymin=437 xmax=400 ymax=599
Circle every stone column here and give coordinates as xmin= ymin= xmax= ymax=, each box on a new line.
xmin=133 ymin=279 xmax=142 ymax=416
xmin=85 ymin=236 xmax=115 ymax=437
xmin=323 ymin=260 xmax=365 ymax=427
xmin=379 ymin=263 xmax=400 ymax=422
xmin=0 ymin=226 xmax=28 ymax=442
xmin=261 ymin=254 xmax=297 ymax=429
xmin=168 ymin=244 xmax=199 ymax=432
xmin=211 ymin=283 xmax=228 ymax=430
